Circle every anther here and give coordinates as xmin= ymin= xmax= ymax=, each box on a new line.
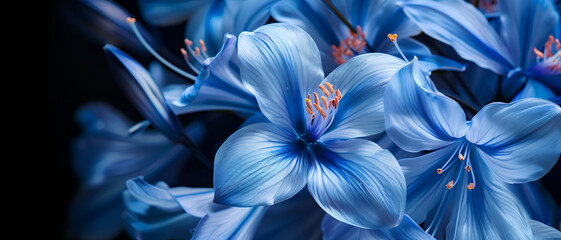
xmin=185 ymin=39 xmax=193 ymax=47
xmin=321 ymin=96 xmax=329 ymax=109
xmin=458 ymin=153 xmax=464 ymax=161
xmin=126 ymin=17 xmax=136 ymax=23
xmin=313 ymin=103 xmax=327 ymax=119
xmin=465 ymin=165 xmax=471 ymax=172
xmin=319 ymin=85 xmax=329 ymax=97
xmin=313 ymin=92 xmax=319 ymax=105
xmin=466 ymin=183 xmax=475 ymax=190
xmin=534 ymin=48 xmax=544 ymax=58
xmin=446 ymin=181 xmax=454 ymax=189
xmin=324 ymin=82 xmax=335 ymax=94
xmin=436 ymin=168 xmax=443 ymax=174
xmin=387 ymin=34 xmax=397 ymax=42
xmin=199 ymin=40 xmax=207 ymax=52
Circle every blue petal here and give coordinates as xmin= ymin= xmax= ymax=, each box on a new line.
xmin=322 ymin=214 xmax=434 ymax=240
xmin=497 ymin=0 xmax=560 ymax=69
xmin=238 ymin=23 xmax=325 ymax=134
xmin=123 ymin=177 xmax=199 ymax=240
xmin=103 ymin=45 xmax=190 ymax=144
xmin=254 ymin=189 xmax=324 ymax=240
xmin=508 ymin=181 xmax=557 ymax=226
xmin=444 ymin=152 xmax=533 ymax=239
xmin=320 ymin=53 xmax=406 ymax=140
xmin=308 ymin=139 xmax=406 ymax=229
xmin=185 ymin=0 xmax=276 ymax=55
xmin=398 ymin=0 xmax=514 ymax=74
xmin=270 ymin=0 xmax=349 ymax=73
xmin=465 ymin=98 xmax=561 ymax=183
xmin=529 ymin=220 xmax=561 ymax=240
xmin=168 ymin=34 xmax=260 ymax=116
xmin=384 ymin=58 xmax=467 ymax=152
xmin=213 ymin=122 xmax=308 ymax=206
xmin=193 ymin=206 xmax=268 ymax=240
xmin=170 ymin=187 xmax=216 ymax=218
xmin=399 ymin=141 xmax=463 ymax=223
xmin=138 ymin=0 xmax=209 ymax=26
xmin=513 ymin=78 xmax=556 ymax=101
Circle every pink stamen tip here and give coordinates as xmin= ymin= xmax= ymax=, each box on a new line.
xmin=534 ymin=48 xmax=544 ymax=58
xmin=126 ymin=17 xmax=136 ymax=23
xmin=194 ymin=47 xmax=200 ymax=56
xmin=185 ymin=39 xmax=193 ymax=46
xmin=199 ymin=40 xmax=207 ymax=52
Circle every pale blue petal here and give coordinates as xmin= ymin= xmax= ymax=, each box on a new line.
xmin=322 ymin=214 xmax=434 ymax=240
xmin=103 ymin=44 xmax=188 ymax=144
xmin=384 ymin=58 xmax=467 ymax=152
xmin=513 ymin=78 xmax=556 ymax=101
xmin=138 ymin=0 xmax=209 ymax=26
xmin=213 ymin=123 xmax=307 ymax=206
xmin=270 ymin=0 xmax=348 ymax=73
xmin=320 ymin=53 xmax=406 ymax=140
xmin=238 ymin=23 xmax=325 ymax=134
xmin=168 ymin=34 xmax=260 ymax=116
xmin=400 ymin=141 xmax=463 ymax=223
xmin=169 ymin=187 xmax=216 ymax=218
xmin=509 ymin=182 xmax=557 ymax=226
xmin=497 ymin=0 xmax=560 ymax=68
xmin=193 ymin=206 xmax=268 ymax=240
xmin=466 ymin=99 xmax=561 ymax=183
xmin=308 ymin=139 xmax=406 ymax=229
xmin=398 ymin=0 xmax=514 ymax=74
xmin=123 ymin=177 xmax=198 ymax=240
xmin=444 ymin=153 xmax=532 ymax=240
xmin=530 ymin=220 xmax=561 ymax=240
xmin=185 ymin=0 xmax=275 ymax=55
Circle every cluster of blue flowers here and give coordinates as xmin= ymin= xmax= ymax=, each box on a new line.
xmin=65 ymin=0 xmax=561 ymax=239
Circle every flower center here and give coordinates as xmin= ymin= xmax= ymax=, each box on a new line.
xmin=302 ymin=82 xmax=342 ymax=142
xmin=533 ymin=35 xmax=561 ymax=72
xmin=331 ymin=26 xmax=367 ymax=65
xmin=435 ymin=146 xmax=476 ymax=191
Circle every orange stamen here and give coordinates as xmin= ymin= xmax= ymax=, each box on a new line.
xmin=126 ymin=17 xmax=136 ymax=23
xmin=321 ymin=96 xmax=329 ymax=109
xmin=194 ymin=47 xmax=200 ymax=56
xmin=319 ymin=85 xmax=329 ymax=97
xmin=185 ymin=39 xmax=193 ymax=47
xmin=313 ymin=92 xmax=319 ymax=105
xmin=446 ymin=181 xmax=454 ymax=189
xmin=313 ymin=103 xmax=326 ymax=119
xmin=437 ymin=168 xmax=443 ymax=174
xmin=466 ymin=183 xmax=475 ymax=190
xmin=465 ymin=165 xmax=471 ymax=172
xmin=199 ymin=40 xmax=207 ymax=52
xmin=324 ymin=82 xmax=335 ymax=94
xmin=387 ymin=33 xmax=397 ymax=42
xmin=458 ymin=153 xmax=464 ymax=161
xmin=534 ymin=48 xmax=544 ymax=58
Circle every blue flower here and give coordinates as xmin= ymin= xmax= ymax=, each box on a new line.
xmin=270 ymin=0 xmax=466 ymax=74
xmin=384 ymin=57 xmax=561 ymax=239
xmin=213 ymin=23 xmax=408 ymax=229
xmin=67 ymin=102 xmax=206 ymax=239
xmin=399 ymin=0 xmax=561 ymax=99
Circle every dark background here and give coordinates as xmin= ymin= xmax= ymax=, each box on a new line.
xmin=50 ymin=0 xmax=560 ymax=239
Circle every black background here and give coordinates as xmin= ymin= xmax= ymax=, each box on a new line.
xmin=50 ymin=0 xmax=560 ymax=239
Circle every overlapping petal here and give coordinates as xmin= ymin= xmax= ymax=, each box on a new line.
xmin=384 ymin=58 xmax=467 ymax=152
xmin=238 ymin=23 xmax=325 ymax=134
xmin=322 ymin=214 xmax=434 ymax=240
xmin=213 ymin=123 xmax=308 ymax=206
xmin=320 ymin=53 xmax=406 ymax=140
xmin=398 ymin=0 xmax=514 ymax=74
xmin=308 ymin=139 xmax=405 ymax=229
xmin=466 ymin=98 xmax=561 ymax=183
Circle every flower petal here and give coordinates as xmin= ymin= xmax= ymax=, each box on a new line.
xmin=270 ymin=0 xmax=348 ymax=73
xmin=213 ymin=122 xmax=308 ymax=206
xmin=238 ymin=23 xmax=325 ymax=134
xmin=322 ymin=214 xmax=434 ymax=240
xmin=321 ymin=53 xmax=406 ymax=140
xmin=398 ymin=0 xmax=514 ymax=74
xmin=308 ymin=139 xmax=406 ymax=229
xmin=529 ymin=219 xmax=561 ymax=240
xmin=169 ymin=187 xmax=216 ymax=218
xmin=508 ymin=181 xmax=557 ymax=226
xmin=512 ymin=78 xmax=556 ymax=101
xmin=138 ymin=0 xmax=209 ymax=26
xmin=123 ymin=177 xmax=199 ymax=240
xmin=497 ymin=0 xmax=559 ymax=68
xmin=103 ymin=44 xmax=189 ymax=144
xmin=193 ymin=206 xmax=268 ymax=240
xmin=384 ymin=58 xmax=467 ymax=152
xmin=444 ymin=153 xmax=532 ymax=240
xmin=466 ymin=99 xmax=561 ymax=183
